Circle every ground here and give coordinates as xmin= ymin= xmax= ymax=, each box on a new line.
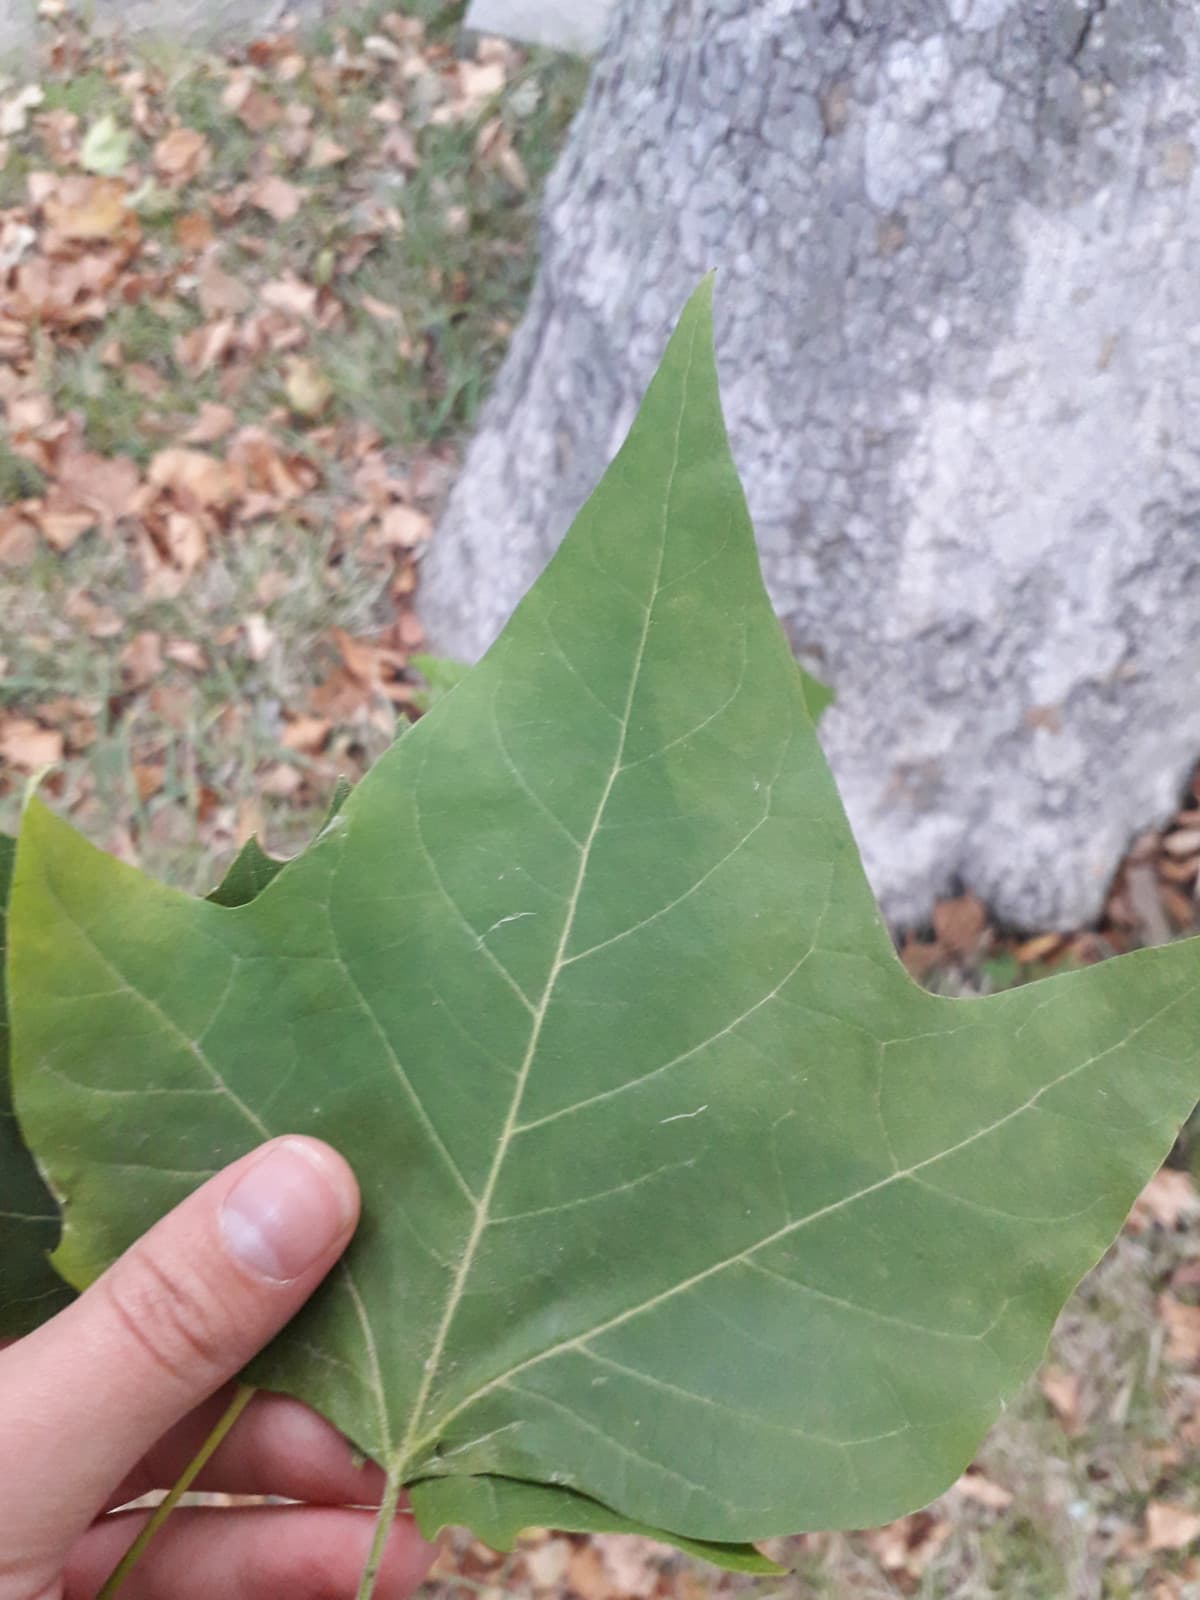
xmin=2 ymin=5 xmax=1200 ymax=1595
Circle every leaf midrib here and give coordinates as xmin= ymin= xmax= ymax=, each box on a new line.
xmin=390 ymin=318 xmax=700 ymax=1474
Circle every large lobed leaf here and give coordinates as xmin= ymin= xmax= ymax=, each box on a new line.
xmin=8 ymin=282 xmax=1200 ymax=1556
xmin=0 ymin=834 xmax=72 ymax=1337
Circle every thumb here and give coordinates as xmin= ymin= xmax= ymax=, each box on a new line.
xmin=0 ymin=1137 xmax=359 ymax=1560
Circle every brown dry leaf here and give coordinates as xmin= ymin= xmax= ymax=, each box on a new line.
xmin=41 ymin=175 xmax=131 ymax=241
xmin=308 ymin=133 xmax=348 ymax=169
xmin=176 ymin=210 xmax=215 ymax=253
xmin=1147 ymin=1502 xmax=1200 ymax=1552
xmin=175 ymin=318 xmax=237 ymax=375
xmin=223 ymin=76 xmax=283 ymax=132
xmin=378 ymin=504 xmax=432 ymax=548
xmin=133 ymin=763 xmax=165 ymax=803
xmin=0 ymin=509 xmax=37 ymax=566
xmin=148 ymin=447 xmax=242 ymax=510
xmin=36 ymin=498 xmax=96 ymax=552
xmin=563 ymin=1543 xmax=609 ymax=1600
xmin=870 ymin=1511 xmax=951 ymax=1579
xmin=153 ymin=126 xmax=210 ymax=186
xmin=162 ymin=511 xmax=208 ymax=575
xmin=197 ymin=254 xmax=253 ymax=317
xmin=250 ymin=174 xmax=303 ymax=223
xmin=184 ymin=402 xmax=237 ymax=445
xmin=280 ymin=715 xmax=331 ymax=754
xmin=1128 ymin=1169 xmax=1200 ymax=1234
xmin=260 ymin=761 xmax=302 ymax=799
xmin=119 ymin=630 xmax=163 ymax=690
xmin=227 ymin=428 xmax=317 ymax=505
xmin=1014 ymin=931 xmax=1063 ymax=964
xmin=164 ymin=639 xmax=208 ymax=673
xmin=1160 ymin=1293 xmax=1200 ymax=1366
xmin=1039 ymin=1365 xmax=1082 ymax=1433
xmin=55 ymin=448 xmax=140 ymax=532
xmin=260 ymin=274 xmax=318 ymax=318
xmin=954 ymin=1469 xmax=1014 ymax=1511
xmin=590 ymin=1535 xmax=661 ymax=1597
xmin=243 ymin=613 xmax=276 ymax=662
xmin=931 ymin=892 xmax=988 ymax=958
xmin=0 ymin=717 xmax=64 ymax=770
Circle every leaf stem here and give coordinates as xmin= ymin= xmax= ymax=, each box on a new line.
xmin=97 ymin=1383 xmax=255 ymax=1599
xmin=354 ymin=1459 xmax=406 ymax=1600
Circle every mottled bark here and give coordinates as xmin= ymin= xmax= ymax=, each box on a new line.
xmin=421 ymin=0 xmax=1200 ymax=931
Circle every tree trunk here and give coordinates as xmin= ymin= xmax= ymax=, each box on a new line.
xmin=420 ymin=0 xmax=1200 ymax=932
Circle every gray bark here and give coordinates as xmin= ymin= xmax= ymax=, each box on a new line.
xmin=420 ymin=0 xmax=1200 ymax=932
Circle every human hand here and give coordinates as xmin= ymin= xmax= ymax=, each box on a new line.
xmin=0 ymin=1137 xmax=437 ymax=1598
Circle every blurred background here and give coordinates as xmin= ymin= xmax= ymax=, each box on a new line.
xmin=3 ymin=0 xmax=1200 ymax=1594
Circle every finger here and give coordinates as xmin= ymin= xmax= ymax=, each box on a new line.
xmin=66 ymin=1504 xmax=438 ymax=1600
xmin=0 ymin=1137 xmax=358 ymax=1565
xmin=109 ymin=1390 xmax=386 ymax=1509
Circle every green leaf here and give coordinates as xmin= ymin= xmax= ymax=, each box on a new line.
xmin=9 ymin=281 xmax=1200 ymax=1558
xmin=409 ymin=653 xmax=469 ymax=714
xmin=0 ymin=834 xmax=72 ymax=1337
xmin=207 ymin=836 xmax=287 ymax=909
xmin=80 ymin=114 xmax=132 ymax=177
xmin=410 ymin=1475 xmax=783 ymax=1573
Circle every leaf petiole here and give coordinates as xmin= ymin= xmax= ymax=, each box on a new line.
xmin=97 ymin=1383 xmax=256 ymax=1598
xmin=355 ymin=1459 xmax=407 ymax=1600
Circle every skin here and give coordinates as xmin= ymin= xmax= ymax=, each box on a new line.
xmin=0 ymin=1137 xmax=438 ymax=1600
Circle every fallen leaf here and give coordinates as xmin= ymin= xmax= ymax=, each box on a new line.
xmin=133 ymin=763 xmax=165 ymax=803
xmin=148 ymin=447 xmax=242 ymax=510
xmin=183 ymin=402 xmax=236 ymax=445
xmin=284 ymin=356 xmax=332 ymax=418
xmin=931 ymin=893 xmax=988 ymax=958
xmin=280 ymin=715 xmax=331 ymax=754
xmin=1039 ymin=1365 xmax=1082 ymax=1433
xmin=164 ymin=639 xmax=208 ymax=673
xmin=260 ymin=761 xmax=303 ymax=799
xmin=197 ymin=255 xmax=253 ymax=317
xmin=162 ymin=511 xmax=208 ymax=575
xmin=1159 ymin=1294 xmax=1200 ymax=1365
xmin=80 ymin=114 xmax=131 ymax=177
xmin=250 ymin=174 xmax=303 ymax=223
xmin=243 ymin=613 xmax=276 ymax=662
xmin=0 ymin=718 xmax=63 ymax=770
xmin=223 ymin=76 xmax=283 ymax=132
xmin=175 ymin=210 xmax=215 ymax=252
xmin=35 ymin=500 xmax=96 ymax=552
xmin=55 ymin=449 xmax=140 ymax=532
xmin=954 ymin=1469 xmax=1013 ymax=1511
xmin=1147 ymin=1502 xmax=1200 ymax=1552
xmin=119 ymin=631 xmax=163 ymax=690
xmin=0 ymin=85 xmax=44 ymax=138
xmin=308 ymin=133 xmax=348 ymax=169
xmin=41 ymin=175 xmax=131 ymax=242
xmin=1014 ymin=932 xmax=1063 ymax=965
xmin=591 ymin=1534 xmax=661 ymax=1597
xmin=153 ymin=126 xmax=210 ymax=186
xmin=378 ymin=504 xmax=431 ymax=548
xmin=1128 ymin=1169 xmax=1200 ymax=1233
xmin=260 ymin=275 xmax=318 ymax=318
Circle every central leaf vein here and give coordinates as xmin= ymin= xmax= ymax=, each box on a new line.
xmin=390 ymin=313 xmax=702 ymax=1472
